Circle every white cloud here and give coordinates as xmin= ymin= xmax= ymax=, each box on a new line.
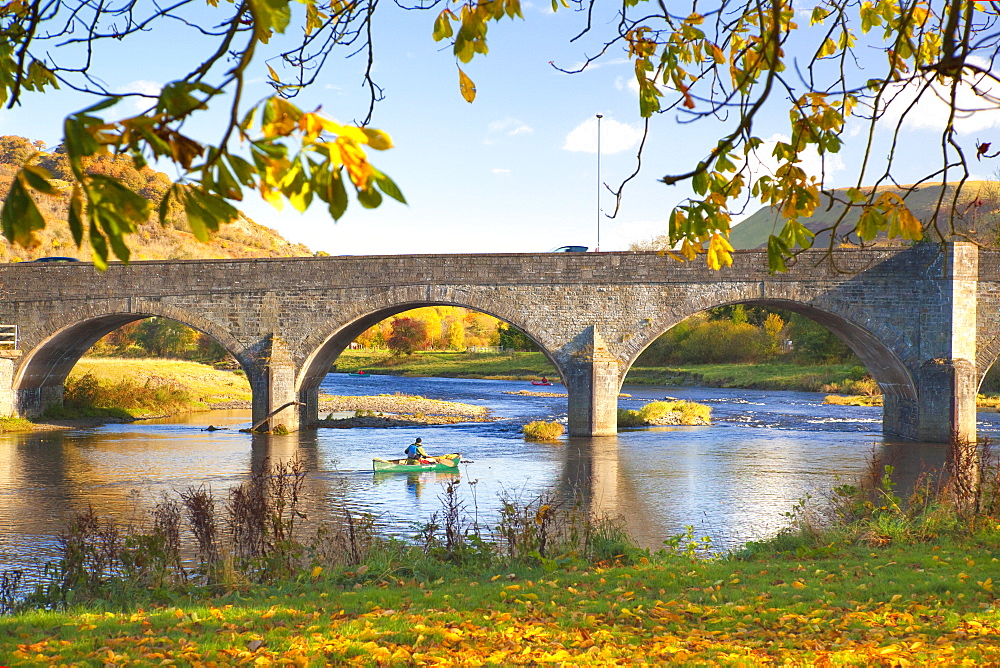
xmin=492 ymin=168 xmax=511 ymax=176
xmin=562 ymin=116 xmax=643 ymax=154
xmin=563 ymin=57 xmax=631 ymax=72
xmin=116 ymin=80 xmax=162 ymax=112
xmin=485 ymin=117 xmax=534 ymax=144
xmin=614 ymin=76 xmax=640 ymax=95
xmin=879 ymin=61 xmax=1000 ymax=135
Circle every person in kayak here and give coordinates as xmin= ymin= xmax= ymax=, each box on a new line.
xmin=405 ymin=437 xmax=430 ymax=464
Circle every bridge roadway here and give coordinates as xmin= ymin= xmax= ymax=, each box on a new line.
xmin=0 ymin=243 xmax=994 ymax=443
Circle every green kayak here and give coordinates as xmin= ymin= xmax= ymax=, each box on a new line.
xmin=372 ymin=453 xmax=461 ymax=473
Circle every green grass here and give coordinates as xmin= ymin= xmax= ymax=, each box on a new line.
xmin=626 ymin=362 xmax=867 ymax=391
xmin=0 ymin=415 xmax=34 ymax=432
xmin=3 ymin=532 xmax=1000 ymax=664
xmin=334 ymin=349 xmax=558 ymax=380
xmin=336 ymin=351 xmax=869 ymax=393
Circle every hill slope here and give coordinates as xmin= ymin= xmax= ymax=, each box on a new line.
xmin=0 ymin=136 xmax=313 ymax=262
xmin=729 ymin=181 xmax=1000 ymax=250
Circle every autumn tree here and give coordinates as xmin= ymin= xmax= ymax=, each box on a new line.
xmin=387 ymin=317 xmax=428 ymax=355
xmin=445 ymin=321 xmax=466 ymax=350
xmin=497 ymin=322 xmax=537 ymax=351
xmin=4 ymin=1 xmax=1000 ymax=270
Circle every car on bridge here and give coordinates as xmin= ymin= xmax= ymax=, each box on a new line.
xmin=32 ymin=257 xmax=80 ymax=262
xmin=549 ymin=245 xmax=588 ymax=252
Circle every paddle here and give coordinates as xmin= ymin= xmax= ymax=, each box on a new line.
xmin=432 ymin=455 xmax=457 ymax=467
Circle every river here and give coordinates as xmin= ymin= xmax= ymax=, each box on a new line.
xmin=3 ymin=374 xmax=997 ymax=580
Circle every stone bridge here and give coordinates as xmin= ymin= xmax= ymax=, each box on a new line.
xmin=0 ymin=243 xmax=993 ymax=443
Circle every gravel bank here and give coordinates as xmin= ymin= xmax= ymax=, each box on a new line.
xmin=316 ymin=394 xmax=493 ymax=428
xmin=318 ymin=394 xmax=490 ymax=417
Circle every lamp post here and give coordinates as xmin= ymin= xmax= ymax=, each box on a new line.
xmin=596 ymin=114 xmax=602 ymax=252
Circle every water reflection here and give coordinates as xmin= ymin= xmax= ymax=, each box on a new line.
xmin=556 ymin=428 xmax=951 ymax=550
xmin=0 ymin=377 xmax=977 ymax=576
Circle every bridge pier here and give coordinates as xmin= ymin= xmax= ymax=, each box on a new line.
xmin=916 ymin=358 xmax=978 ymax=443
xmin=879 ymin=242 xmax=979 ymax=444
xmin=562 ymin=326 xmax=619 ymax=437
xmin=0 ymin=356 xmax=16 ymax=417
xmin=247 ymin=336 xmax=300 ymax=433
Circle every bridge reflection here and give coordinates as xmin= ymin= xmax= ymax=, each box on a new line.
xmin=552 ymin=432 xmax=950 ymax=551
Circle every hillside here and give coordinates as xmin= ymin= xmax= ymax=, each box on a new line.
xmin=0 ymin=136 xmax=313 ymax=262
xmin=729 ymin=181 xmax=1000 ymax=250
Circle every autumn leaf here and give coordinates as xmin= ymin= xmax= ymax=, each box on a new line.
xmin=706 ymin=232 xmax=733 ymax=270
xmin=458 ymin=67 xmax=477 ymax=103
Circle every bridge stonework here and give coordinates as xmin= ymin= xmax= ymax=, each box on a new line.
xmin=0 ymin=243 xmax=991 ymax=442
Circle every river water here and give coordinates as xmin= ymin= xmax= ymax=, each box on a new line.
xmin=3 ymin=374 xmax=997 ymax=576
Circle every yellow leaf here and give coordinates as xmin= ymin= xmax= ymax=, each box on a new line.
xmin=895 ymin=204 xmax=923 ymax=240
xmin=791 ymin=580 xmax=807 ymax=589
xmin=334 ymin=138 xmax=373 ymax=187
xmin=458 ymin=66 xmax=477 ymax=103
xmin=361 ymin=128 xmax=394 ymax=150
xmin=311 ymin=566 xmax=323 ymax=578
xmin=706 ymin=232 xmax=733 ymax=270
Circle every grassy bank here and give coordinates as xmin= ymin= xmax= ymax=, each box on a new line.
xmin=625 ymin=361 xmax=873 ymax=392
xmin=336 ymin=350 xmax=874 ymax=393
xmin=334 ymin=349 xmax=558 ymax=380
xmin=3 ymin=457 xmax=1000 ymax=665
xmin=5 ymin=538 xmax=1000 ymax=664
xmin=41 ymin=358 xmax=252 ymax=420
xmin=0 ymin=416 xmax=35 ymax=432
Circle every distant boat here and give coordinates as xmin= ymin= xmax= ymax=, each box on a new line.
xmin=372 ymin=453 xmax=461 ymax=473
xmin=349 ymin=371 xmax=373 ymax=378
xmin=531 ymin=381 xmax=553 ymax=386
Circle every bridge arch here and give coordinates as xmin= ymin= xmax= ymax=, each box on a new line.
xmin=13 ymin=301 xmax=246 ymax=417
xmin=620 ymin=296 xmax=917 ymax=402
xmin=295 ymin=285 xmax=563 ymax=409
xmin=976 ymin=336 xmax=1000 ymax=391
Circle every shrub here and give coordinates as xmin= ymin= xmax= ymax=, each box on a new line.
xmin=619 ymin=401 xmax=711 ymax=428
xmin=523 ymin=420 xmax=564 ymax=441
xmin=638 ymin=401 xmax=673 ymax=422
xmin=668 ymin=400 xmax=712 ymax=424
xmin=616 ymin=409 xmax=646 ymax=428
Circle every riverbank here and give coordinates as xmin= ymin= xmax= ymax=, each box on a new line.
xmin=5 ymin=520 xmax=999 ymax=663
xmin=335 ymin=350 xmax=879 ymax=392
xmin=8 ymin=358 xmax=253 ymax=432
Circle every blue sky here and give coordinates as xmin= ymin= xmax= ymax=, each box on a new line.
xmin=3 ymin=2 xmax=999 ymax=255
